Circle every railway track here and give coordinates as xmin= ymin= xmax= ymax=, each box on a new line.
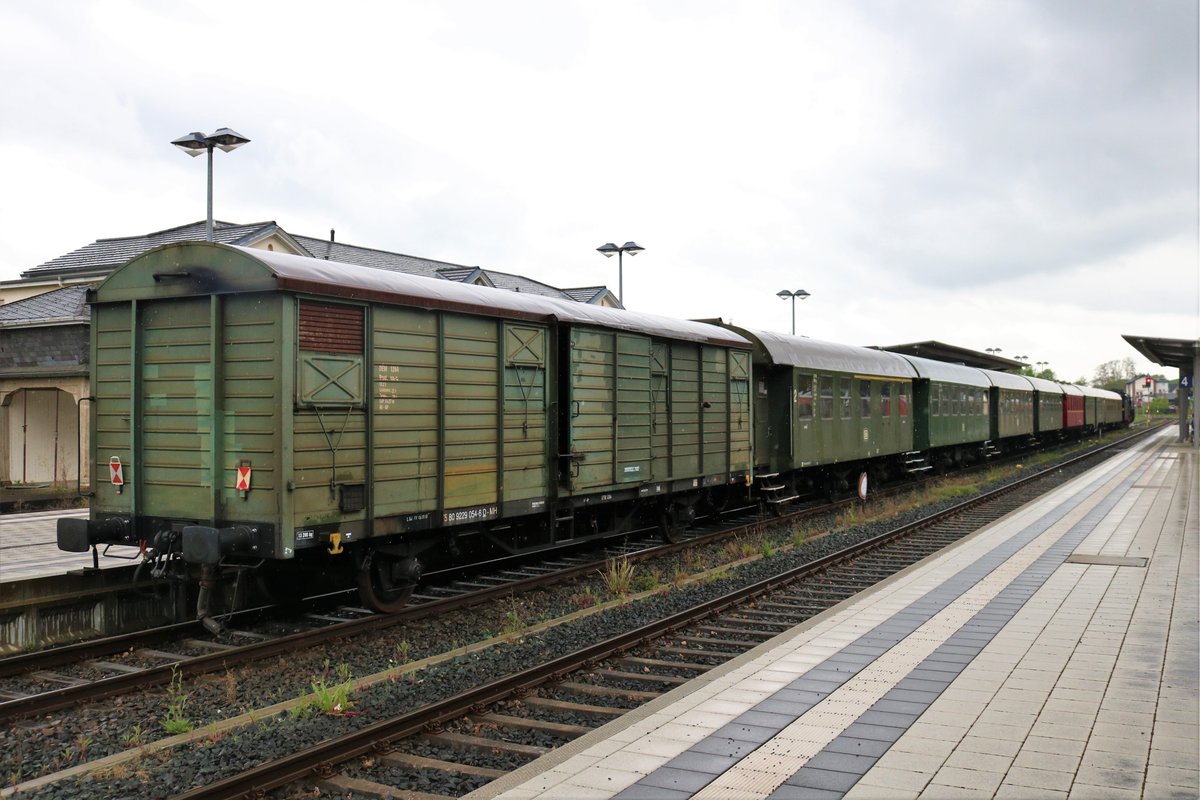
xmin=0 ymin=500 xmax=834 ymax=724
xmin=0 ymin=427 xmax=1154 ymax=799
xmin=173 ymin=438 xmax=1114 ymax=800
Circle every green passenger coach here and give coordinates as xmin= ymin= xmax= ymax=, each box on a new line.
xmin=716 ymin=324 xmax=916 ymax=498
xmin=898 ymin=354 xmax=991 ymax=466
xmin=985 ymin=370 xmax=1036 ymax=442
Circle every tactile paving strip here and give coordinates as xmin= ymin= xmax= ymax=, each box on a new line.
xmin=610 ymin=444 xmax=1154 ymax=800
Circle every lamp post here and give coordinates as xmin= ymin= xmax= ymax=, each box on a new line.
xmin=171 ymin=128 xmax=251 ymax=241
xmin=985 ymin=347 xmax=1001 ymax=355
xmin=596 ymin=241 xmax=644 ymax=307
xmin=776 ymin=289 xmax=811 ymax=335
xmin=1036 ymin=361 xmax=1049 ymax=375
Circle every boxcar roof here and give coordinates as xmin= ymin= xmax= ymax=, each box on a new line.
xmin=98 ymin=243 xmax=751 ymax=349
xmin=1025 ymin=375 xmax=1064 ymax=394
xmin=723 ymin=326 xmax=918 ymax=379
xmin=1060 ymin=383 xmax=1085 ymax=396
xmin=982 ymin=369 xmax=1034 ymax=391
xmin=896 ymin=353 xmax=990 ymax=387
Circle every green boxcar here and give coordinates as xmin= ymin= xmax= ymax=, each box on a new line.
xmin=70 ymin=243 xmax=751 ymax=591
xmin=563 ymin=326 xmax=752 ymax=494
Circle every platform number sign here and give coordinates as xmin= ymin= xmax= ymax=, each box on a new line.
xmin=110 ymin=456 xmax=124 ymax=494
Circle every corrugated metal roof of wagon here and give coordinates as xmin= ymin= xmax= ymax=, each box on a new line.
xmin=722 ymin=325 xmax=918 ymax=379
xmin=243 ymin=246 xmax=750 ymax=348
xmin=107 ymin=243 xmax=751 ymax=349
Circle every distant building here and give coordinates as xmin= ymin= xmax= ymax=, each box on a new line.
xmin=1125 ymin=374 xmax=1173 ymax=408
xmin=0 ymin=221 xmax=617 ymax=488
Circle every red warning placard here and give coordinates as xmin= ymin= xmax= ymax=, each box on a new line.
xmin=110 ymin=457 xmax=124 ymax=486
xmin=236 ymin=466 xmax=252 ymax=492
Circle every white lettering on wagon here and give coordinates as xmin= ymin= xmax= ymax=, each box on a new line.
xmin=443 ymin=506 xmax=498 ymax=525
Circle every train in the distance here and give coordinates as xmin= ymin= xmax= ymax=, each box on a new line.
xmin=57 ymin=243 xmax=1127 ymax=629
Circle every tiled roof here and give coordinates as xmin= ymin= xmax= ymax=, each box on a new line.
xmin=434 ymin=267 xmax=486 ymax=283
xmin=290 ymin=237 xmax=570 ymax=300
xmin=289 ymin=234 xmax=478 ymax=279
xmin=563 ymin=286 xmax=611 ymax=304
xmin=23 ymin=221 xmax=280 ymax=277
xmin=18 ymin=221 xmax=614 ymax=306
xmin=484 ymin=271 xmax=577 ymax=299
xmin=0 ymin=286 xmax=90 ymax=326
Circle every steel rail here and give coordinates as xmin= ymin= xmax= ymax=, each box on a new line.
xmin=170 ymin=428 xmax=1154 ymax=800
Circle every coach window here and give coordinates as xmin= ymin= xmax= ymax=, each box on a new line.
xmin=819 ymin=375 xmax=834 ymax=419
xmin=881 ymin=382 xmax=892 ymax=419
xmin=932 ymin=386 xmax=941 ymax=416
xmin=860 ymin=379 xmax=872 ymax=418
xmin=797 ymin=374 xmax=814 ymax=419
xmin=840 ymin=378 xmax=852 ymax=419
xmin=899 ymin=386 xmax=909 ymax=417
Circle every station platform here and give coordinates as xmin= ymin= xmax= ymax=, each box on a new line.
xmin=0 ymin=509 xmax=99 ymax=582
xmin=472 ymin=428 xmax=1198 ymax=800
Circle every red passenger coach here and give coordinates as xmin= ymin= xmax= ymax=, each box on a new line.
xmin=1061 ymin=383 xmax=1085 ymax=430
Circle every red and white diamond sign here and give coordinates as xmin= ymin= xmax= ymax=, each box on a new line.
xmin=236 ymin=465 xmax=252 ymax=492
xmin=109 ymin=457 xmax=124 ymax=486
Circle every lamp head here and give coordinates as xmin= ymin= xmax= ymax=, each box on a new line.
xmin=208 ymin=127 xmax=251 ymax=153
xmin=596 ymin=242 xmax=619 ymax=258
xmin=171 ymin=131 xmax=209 ymax=157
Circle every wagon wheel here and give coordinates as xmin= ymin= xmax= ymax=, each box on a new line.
xmin=356 ymin=548 xmax=421 ymax=613
xmin=659 ymin=504 xmax=683 ymax=544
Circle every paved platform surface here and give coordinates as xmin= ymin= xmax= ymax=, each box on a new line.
xmin=472 ymin=429 xmax=1198 ymax=799
xmin=0 ymin=509 xmax=105 ymax=582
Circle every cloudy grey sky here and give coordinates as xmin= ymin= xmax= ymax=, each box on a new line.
xmin=1 ymin=1 xmax=1196 ymax=382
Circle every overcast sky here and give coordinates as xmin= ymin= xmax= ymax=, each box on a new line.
xmin=1 ymin=1 xmax=1196 ymax=382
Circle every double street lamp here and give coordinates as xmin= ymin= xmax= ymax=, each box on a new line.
xmin=171 ymin=128 xmax=251 ymax=241
xmin=776 ymin=289 xmax=811 ymax=335
xmin=596 ymin=241 xmax=644 ymax=307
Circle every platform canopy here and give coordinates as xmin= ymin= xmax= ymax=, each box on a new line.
xmin=1121 ymin=335 xmax=1199 ymax=371
xmin=874 ymin=340 xmax=1024 ymax=372
xmin=1122 ymin=335 xmax=1199 ymax=447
